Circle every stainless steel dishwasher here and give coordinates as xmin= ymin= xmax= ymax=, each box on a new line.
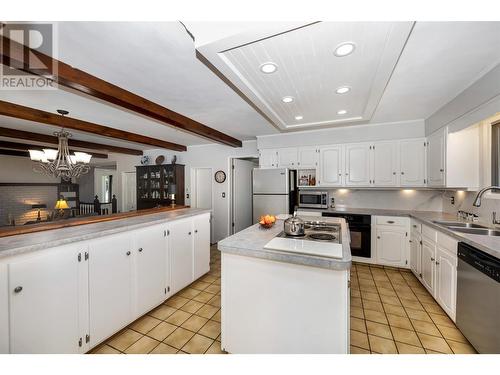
xmin=456 ymin=242 xmax=500 ymax=353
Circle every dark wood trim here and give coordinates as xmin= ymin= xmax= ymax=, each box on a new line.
xmin=0 ymin=149 xmax=28 ymax=157
xmin=0 ymin=100 xmax=186 ymax=151
xmin=1 ymin=35 xmax=242 ymax=148
xmin=0 ymin=140 xmax=108 ymax=159
xmin=0 ymin=127 xmax=142 ymax=156
xmin=0 ymin=205 xmax=189 ymax=238
xmin=0 ymin=182 xmax=61 ymax=186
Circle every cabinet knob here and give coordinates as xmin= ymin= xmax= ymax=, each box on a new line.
xmin=401 ymin=171 xmax=405 ymax=175
xmin=188 ymin=231 xmax=192 ymax=235
xmin=393 ymin=172 xmax=397 ymax=175
xmin=338 ymin=173 xmax=342 ymax=176
xmin=195 ymin=230 xmax=198 ymax=233
xmin=377 ymin=236 xmax=381 ymax=239
xmin=431 ymin=257 xmax=435 ymax=261
xmin=138 ymin=248 xmax=143 ymax=252
xmin=126 ymin=251 xmax=131 ymax=256
xmin=14 ymin=286 xmax=23 ymax=293
xmin=440 ymin=169 xmax=444 ymax=172
xmin=435 ymin=261 xmax=440 ymax=265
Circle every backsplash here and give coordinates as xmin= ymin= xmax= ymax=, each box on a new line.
xmin=0 ymin=186 xmax=58 ymax=226
xmin=442 ymin=190 xmax=500 ymax=224
xmin=324 ymin=189 xmax=444 ymax=211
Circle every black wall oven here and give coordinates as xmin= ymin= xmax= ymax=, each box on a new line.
xmin=322 ymin=212 xmax=371 ymax=258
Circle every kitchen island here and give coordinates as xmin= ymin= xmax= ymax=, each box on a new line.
xmin=218 ymin=217 xmax=351 ymax=354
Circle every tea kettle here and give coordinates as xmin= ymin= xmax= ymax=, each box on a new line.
xmin=284 ymin=212 xmax=305 ymax=236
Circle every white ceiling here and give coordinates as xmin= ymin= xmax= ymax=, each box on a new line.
xmin=192 ymin=21 xmax=500 ymax=130
xmin=1 ymin=21 xmax=500 ymax=150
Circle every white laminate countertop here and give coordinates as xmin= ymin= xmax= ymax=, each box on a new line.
xmin=218 ymin=217 xmax=352 ymax=271
xmin=298 ymin=207 xmax=500 ymax=260
xmin=0 ymin=208 xmax=211 ymax=259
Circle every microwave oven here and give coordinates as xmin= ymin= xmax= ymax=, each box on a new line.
xmin=298 ymin=191 xmax=328 ymax=209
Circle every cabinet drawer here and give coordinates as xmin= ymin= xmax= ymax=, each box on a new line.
xmin=437 ymin=232 xmax=458 ymax=254
xmin=375 ymin=216 xmax=408 ymax=227
xmin=410 ymin=219 xmax=422 ymax=234
xmin=422 ymin=225 xmax=437 ymax=242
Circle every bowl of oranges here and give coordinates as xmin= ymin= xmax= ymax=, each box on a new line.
xmin=259 ymin=214 xmax=277 ymax=229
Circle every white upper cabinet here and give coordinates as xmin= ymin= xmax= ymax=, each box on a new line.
xmin=400 ymin=139 xmax=426 ymax=186
xmin=276 ymin=147 xmax=298 ymax=168
xmin=88 ymin=232 xmax=134 ymax=347
xmin=345 ymin=143 xmax=371 ymax=186
xmin=372 ymin=141 xmax=398 ymax=187
xmin=297 ymin=147 xmax=319 ymax=168
xmin=193 ymin=213 xmax=211 ymax=280
xmin=427 ymin=128 xmax=446 ymax=187
xmin=8 ymin=244 xmax=88 ymax=354
xmin=259 ymin=149 xmax=278 ymax=168
xmin=318 ymin=146 xmax=343 ymax=186
xmin=134 ymin=224 xmax=168 ymax=316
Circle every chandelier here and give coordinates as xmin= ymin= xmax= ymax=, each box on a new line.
xmin=28 ymin=110 xmax=92 ymax=181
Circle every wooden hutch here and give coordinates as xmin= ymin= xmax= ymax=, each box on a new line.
xmin=135 ymin=164 xmax=185 ymax=210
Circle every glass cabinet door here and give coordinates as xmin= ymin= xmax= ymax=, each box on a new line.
xmin=137 ymin=166 xmax=150 ymax=199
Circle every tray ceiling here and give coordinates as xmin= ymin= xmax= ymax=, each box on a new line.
xmin=196 ymin=22 xmax=414 ymax=130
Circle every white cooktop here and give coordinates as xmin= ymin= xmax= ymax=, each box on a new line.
xmin=264 ymin=237 xmax=343 ymax=259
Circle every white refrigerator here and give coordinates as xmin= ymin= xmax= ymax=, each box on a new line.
xmin=252 ymin=168 xmax=297 ymax=223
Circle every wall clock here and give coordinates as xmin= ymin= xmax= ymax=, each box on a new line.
xmin=214 ymin=170 xmax=226 ymax=183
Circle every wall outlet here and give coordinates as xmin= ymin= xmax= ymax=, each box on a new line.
xmin=450 ymin=196 xmax=455 ymax=205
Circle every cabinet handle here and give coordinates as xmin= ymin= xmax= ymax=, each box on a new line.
xmin=345 ymin=173 xmax=349 ymax=176
xmin=138 ymin=248 xmax=143 ymax=252
xmin=440 ymin=169 xmax=444 ymax=172
xmin=435 ymin=261 xmax=440 ymax=265
xmin=338 ymin=173 xmax=342 ymax=176
xmin=387 ymin=220 xmax=395 ymax=224
xmin=431 ymin=257 xmax=435 ymax=261
xmin=377 ymin=236 xmax=381 ymax=239
xmin=195 ymin=230 xmax=198 ymax=233
xmin=401 ymin=171 xmax=405 ymax=175
xmin=14 ymin=286 xmax=23 ymax=293
xmin=126 ymin=251 xmax=131 ymax=256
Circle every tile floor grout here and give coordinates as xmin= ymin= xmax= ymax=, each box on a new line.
xmin=90 ymin=245 xmax=476 ymax=355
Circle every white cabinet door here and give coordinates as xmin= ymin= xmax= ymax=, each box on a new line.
xmin=8 ymin=244 xmax=88 ymax=353
xmin=259 ymin=149 xmax=278 ymax=168
xmin=345 ymin=143 xmax=371 ymax=186
xmin=421 ymin=238 xmax=436 ymax=295
xmin=435 ymin=247 xmax=457 ymax=321
xmin=170 ymin=218 xmax=194 ymax=294
xmin=297 ymin=147 xmax=318 ymax=168
xmin=193 ymin=213 xmax=211 ymax=280
xmin=372 ymin=141 xmax=398 ymax=186
xmin=134 ymin=224 xmax=167 ymax=316
xmin=400 ymin=139 xmax=426 ymax=186
xmin=89 ymin=233 xmax=133 ymax=347
xmin=410 ymin=234 xmax=422 ymax=278
xmin=376 ymin=228 xmax=407 ymax=267
xmin=427 ymin=129 xmax=446 ymax=187
xmin=318 ymin=146 xmax=343 ymax=186
xmin=0 ymin=263 xmax=8 ymax=354
xmin=277 ymin=148 xmax=298 ymax=168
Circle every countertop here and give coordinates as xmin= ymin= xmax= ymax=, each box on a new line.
xmin=0 ymin=207 xmax=211 ymax=259
xmin=298 ymin=207 xmax=500 ymax=259
xmin=217 ymin=217 xmax=352 ymax=271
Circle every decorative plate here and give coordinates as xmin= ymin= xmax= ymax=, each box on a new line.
xmin=140 ymin=155 xmax=150 ymax=165
xmin=214 ymin=170 xmax=226 ymax=183
xmin=155 ymin=155 xmax=165 ymax=165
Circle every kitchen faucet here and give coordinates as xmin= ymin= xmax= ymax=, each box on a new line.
xmin=472 ymin=186 xmax=500 ymax=207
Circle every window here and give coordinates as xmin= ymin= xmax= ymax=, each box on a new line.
xmin=101 ymin=175 xmax=113 ymax=202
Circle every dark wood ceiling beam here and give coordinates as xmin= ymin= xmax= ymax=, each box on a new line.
xmin=1 ymin=35 xmax=242 ymax=148
xmin=0 ymin=100 xmax=186 ymax=151
xmin=0 ymin=126 xmax=143 ymax=155
xmin=0 ymin=140 xmax=108 ymax=159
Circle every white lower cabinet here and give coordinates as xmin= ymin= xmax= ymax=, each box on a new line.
xmin=89 ymin=232 xmax=134 ymax=347
xmin=373 ymin=216 xmax=409 ymax=268
xmin=409 ymin=234 xmax=422 ymax=277
xmin=0 ymin=263 xmax=8 ymax=354
xmin=435 ymin=246 xmax=457 ymax=320
xmin=193 ymin=213 xmax=211 ymax=280
xmin=134 ymin=224 xmax=168 ymax=317
xmin=8 ymin=243 xmax=89 ymax=354
xmin=170 ymin=218 xmax=195 ymax=294
xmin=421 ymin=237 xmax=436 ymax=294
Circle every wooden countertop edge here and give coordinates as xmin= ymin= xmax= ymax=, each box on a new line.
xmin=0 ymin=205 xmax=190 ymax=238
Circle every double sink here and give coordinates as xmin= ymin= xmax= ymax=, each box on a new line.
xmin=433 ymin=221 xmax=500 ymax=236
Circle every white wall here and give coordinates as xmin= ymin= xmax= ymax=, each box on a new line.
xmin=442 ymin=190 xmax=500 ymax=224
xmin=327 ymin=189 xmax=444 ymax=212
xmin=145 ymin=141 xmax=259 ymax=242
xmin=257 ymin=119 xmax=425 ymax=149
xmin=0 ymin=155 xmax=59 ymax=183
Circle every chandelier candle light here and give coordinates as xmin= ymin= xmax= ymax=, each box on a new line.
xmin=28 ymin=110 xmax=92 ymax=181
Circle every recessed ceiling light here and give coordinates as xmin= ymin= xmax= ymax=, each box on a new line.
xmin=260 ymin=62 xmax=278 ymax=74
xmin=295 ymin=115 xmax=303 ymax=120
xmin=334 ymin=42 xmax=356 ymax=57
xmin=337 ymin=110 xmax=347 ymax=115
xmin=282 ymin=96 xmax=294 ymax=103
xmin=335 ymin=86 xmax=351 ymax=94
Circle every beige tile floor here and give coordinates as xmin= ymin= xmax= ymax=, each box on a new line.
xmin=90 ymin=245 xmax=476 ymax=355
xmin=349 ymin=262 xmax=476 ymax=354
